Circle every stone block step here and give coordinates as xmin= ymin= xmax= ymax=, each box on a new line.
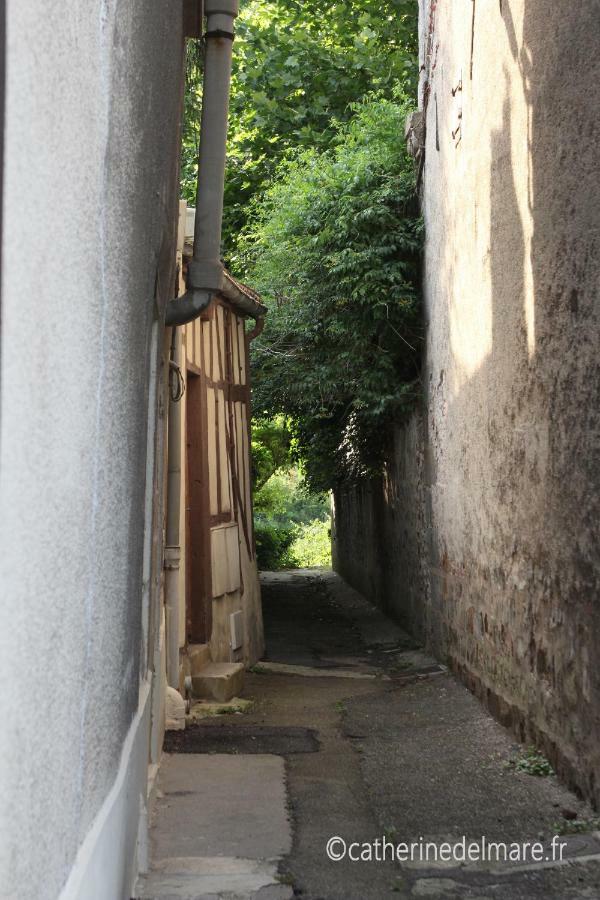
xmin=191 ymin=662 xmax=244 ymax=702
xmin=187 ymin=642 xmax=212 ymax=675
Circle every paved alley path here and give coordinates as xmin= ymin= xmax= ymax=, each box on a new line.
xmin=138 ymin=570 xmax=600 ymax=900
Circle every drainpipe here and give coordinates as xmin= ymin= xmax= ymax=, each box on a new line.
xmin=165 ymin=0 xmax=239 ymax=326
xmin=164 ymin=325 xmax=183 ymax=689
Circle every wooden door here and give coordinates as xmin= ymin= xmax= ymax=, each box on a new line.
xmin=186 ymin=369 xmax=212 ymax=644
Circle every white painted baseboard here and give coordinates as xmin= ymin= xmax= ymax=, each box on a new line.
xmin=58 ymin=679 xmax=152 ymax=900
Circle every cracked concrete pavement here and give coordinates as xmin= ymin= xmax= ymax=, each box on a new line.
xmin=136 ymin=569 xmax=600 ymax=900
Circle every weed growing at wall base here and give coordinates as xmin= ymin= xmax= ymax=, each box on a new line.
xmin=508 ymin=747 xmax=555 ymax=777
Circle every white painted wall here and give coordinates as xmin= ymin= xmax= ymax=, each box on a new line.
xmin=0 ymin=1 xmax=184 ymax=897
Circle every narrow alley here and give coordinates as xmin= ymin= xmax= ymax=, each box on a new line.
xmin=137 ymin=571 xmax=600 ymax=900
xmin=1 ymin=3 xmax=599 ymax=899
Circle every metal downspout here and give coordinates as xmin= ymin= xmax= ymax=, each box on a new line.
xmin=164 ymin=326 xmax=183 ymax=689
xmin=165 ymin=0 xmax=239 ymax=326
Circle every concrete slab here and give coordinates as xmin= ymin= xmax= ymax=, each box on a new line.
xmin=150 ymin=754 xmax=290 ymax=861
xmin=136 ymin=754 xmax=292 ymax=899
xmin=255 ymin=660 xmax=387 ymax=680
xmin=137 ymin=856 xmax=289 ymax=899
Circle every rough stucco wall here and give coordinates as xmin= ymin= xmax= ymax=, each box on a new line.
xmin=0 ymin=1 xmax=184 ymax=897
xmin=333 ymin=0 xmax=600 ymax=806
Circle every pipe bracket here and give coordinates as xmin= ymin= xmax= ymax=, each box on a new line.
xmin=205 ymin=29 xmax=234 ymax=40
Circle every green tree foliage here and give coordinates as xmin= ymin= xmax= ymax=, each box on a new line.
xmin=254 ymin=519 xmax=298 ymax=570
xmin=181 ymin=3 xmax=422 ymax=496
xmin=253 ymin=468 xmax=331 ymax=569
xmin=254 ymin=470 xmax=329 ymax=527
xmin=251 ymin=415 xmax=293 ymax=490
xmin=245 ymin=95 xmax=423 ymax=490
xmin=181 ymin=41 xmax=204 ymax=207
xmin=180 ymin=0 xmax=419 ymax=258
xmin=290 ymin=519 xmax=331 ymax=568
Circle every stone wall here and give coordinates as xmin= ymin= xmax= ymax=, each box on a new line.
xmin=333 ymin=0 xmax=600 ymax=807
xmin=332 ymin=411 xmax=429 ymax=643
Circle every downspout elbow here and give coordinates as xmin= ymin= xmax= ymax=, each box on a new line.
xmin=164 ymin=288 xmax=213 ymax=327
xmin=247 ymin=315 xmax=265 ymax=342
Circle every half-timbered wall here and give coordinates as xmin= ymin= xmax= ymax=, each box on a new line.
xmin=178 ymin=296 xmax=263 ymax=666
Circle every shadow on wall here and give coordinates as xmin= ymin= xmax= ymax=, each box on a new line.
xmin=333 ymin=0 xmax=600 ymax=805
